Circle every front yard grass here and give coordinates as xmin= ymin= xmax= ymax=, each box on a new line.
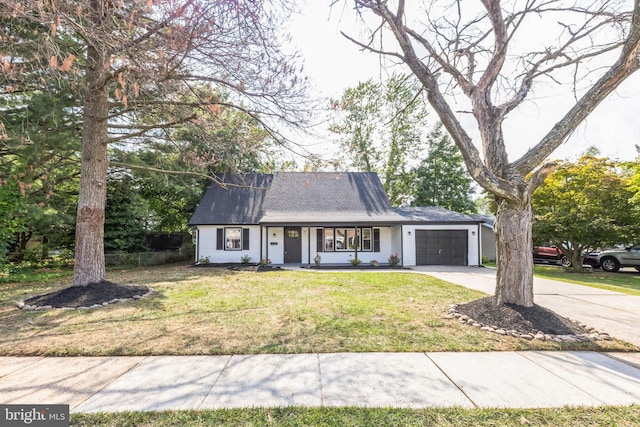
xmin=534 ymin=265 xmax=640 ymax=296
xmin=0 ymin=263 xmax=635 ymax=356
xmin=70 ymin=406 xmax=640 ymax=427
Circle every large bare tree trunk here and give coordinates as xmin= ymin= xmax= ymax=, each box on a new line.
xmin=72 ymin=28 xmax=109 ymax=287
xmin=494 ymin=199 xmax=534 ymax=307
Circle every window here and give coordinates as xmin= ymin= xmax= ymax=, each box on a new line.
xmin=217 ymin=228 xmax=250 ymax=251
xmin=225 ymin=228 xmax=242 ymax=250
xmin=287 ymin=229 xmax=299 ymax=238
xmin=335 ymin=228 xmax=346 ymax=250
xmin=320 ymin=227 xmax=375 ymax=252
xmin=361 ymin=228 xmax=372 ymax=251
xmin=324 ymin=228 xmax=334 ymax=251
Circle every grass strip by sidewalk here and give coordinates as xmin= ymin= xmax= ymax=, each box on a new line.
xmin=0 ymin=264 xmax=635 ymax=355
xmin=534 ymin=265 xmax=640 ymax=296
xmin=71 ymin=406 xmax=640 ymax=427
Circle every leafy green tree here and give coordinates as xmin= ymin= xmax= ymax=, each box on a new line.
xmin=412 ymin=124 xmax=476 ymax=213
xmin=330 ymin=74 xmax=429 ymax=205
xmin=626 ymin=149 xmax=640 ymax=207
xmin=532 ymin=156 xmax=639 ymax=271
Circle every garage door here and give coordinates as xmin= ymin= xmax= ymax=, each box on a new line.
xmin=415 ymin=230 xmax=468 ymax=265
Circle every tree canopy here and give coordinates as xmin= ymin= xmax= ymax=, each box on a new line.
xmin=533 ymin=155 xmax=640 ymax=270
xmin=330 ymin=74 xmax=429 ymax=206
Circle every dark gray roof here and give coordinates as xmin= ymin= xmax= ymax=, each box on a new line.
xmin=260 ymin=172 xmax=398 ymax=224
xmin=393 ymin=206 xmax=479 ymax=223
xmin=188 ymin=174 xmax=273 ymax=225
xmin=470 ymin=214 xmax=495 ymax=228
xmin=189 ymin=172 xmax=481 ymax=226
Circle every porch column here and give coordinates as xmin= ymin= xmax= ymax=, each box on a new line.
xmin=354 ymin=225 xmax=358 ymax=260
xmin=265 ymin=226 xmax=269 ymax=263
xmin=400 ymin=225 xmax=404 ymax=267
xmin=307 ymin=226 xmax=311 ymax=267
xmin=260 ymin=225 xmax=263 ymax=264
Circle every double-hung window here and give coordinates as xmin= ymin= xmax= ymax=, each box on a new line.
xmin=217 ymin=228 xmax=250 ymax=251
xmin=225 ymin=228 xmax=242 ymax=250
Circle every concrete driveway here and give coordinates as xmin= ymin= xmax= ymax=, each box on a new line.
xmin=413 ymin=266 xmax=640 ymax=347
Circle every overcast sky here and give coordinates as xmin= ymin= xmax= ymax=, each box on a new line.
xmin=287 ymin=2 xmax=640 ymax=163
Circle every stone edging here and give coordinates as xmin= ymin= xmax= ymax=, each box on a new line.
xmin=445 ymin=303 xmax=612 ymax=343
xmin=16 ymin=288 xmax=155 ymax=311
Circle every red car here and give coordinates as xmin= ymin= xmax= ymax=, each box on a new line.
xmin=532 ymin=244 xmax=570 ymax=267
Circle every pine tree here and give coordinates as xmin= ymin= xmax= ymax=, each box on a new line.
xmin=412 ymin=124 xmax=476 ymax=213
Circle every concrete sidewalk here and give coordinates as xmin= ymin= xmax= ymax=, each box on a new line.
xmin=412 ymin=266 xmax=640 ymax=348
xmin=1 ymin=352 xmax=640 ymax=412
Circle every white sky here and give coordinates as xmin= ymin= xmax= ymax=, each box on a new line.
xmin=287 ymin=1 xmax=640 ymax=164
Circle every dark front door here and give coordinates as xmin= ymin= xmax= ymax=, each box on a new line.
xmin=284 ymin=227 xmax=302 ymax=263
xmin=415 ymin=230 xmax=468 ymax=265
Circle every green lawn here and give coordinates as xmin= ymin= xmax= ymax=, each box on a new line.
xmin=70 ymin=406 xmax=640 ymax=427
xmin=3 ymin=262 xmax=639 ymax=424
xmin=1 ymin=263 xmax=635 ymax=356
xmin=534 ymin=265 xmax=640 ymax=296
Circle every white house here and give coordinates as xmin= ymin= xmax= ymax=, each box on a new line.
xmin=189 ymin=172 xmax=482 ymax=266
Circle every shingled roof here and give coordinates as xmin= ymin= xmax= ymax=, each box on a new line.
xmin=188 ymin=172 xmax=480 ymax=226
xmin=188 ymin=174 xmax=273 ymax=225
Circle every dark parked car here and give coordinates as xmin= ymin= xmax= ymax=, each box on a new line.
xmin=583 ymin=252 xmax=600 ymax=269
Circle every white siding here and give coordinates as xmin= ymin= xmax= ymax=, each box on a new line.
xmin=262 ymin=227 xmax=284 ymax=265
xmin=196 ymin=225 xmax=261 ymax=264
xmin=480 ymin=223 xmax=496 ymax=262
xmin=195 ymin=224 xmax=479 ymax=266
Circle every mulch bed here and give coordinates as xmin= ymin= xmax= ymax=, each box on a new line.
xmin=454 ymin=296 xmax=589 ymax=336
xmin=23 ymin=281 xmax=150 ymax=309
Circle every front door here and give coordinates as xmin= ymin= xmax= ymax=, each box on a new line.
xmin=284 ymin=227 xmax=302 ymax=263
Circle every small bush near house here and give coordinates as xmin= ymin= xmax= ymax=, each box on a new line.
xmin=388 ymin=253 xmax=400 ymax=266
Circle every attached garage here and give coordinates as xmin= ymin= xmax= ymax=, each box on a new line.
xmin=415 ymin=229 xmax=468 ymax=266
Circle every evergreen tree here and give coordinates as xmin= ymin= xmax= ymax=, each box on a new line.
xmin=412 ymin=124 xmax=476 ymax=213
xmin=104 ymin=176 xmax=150 ymax=254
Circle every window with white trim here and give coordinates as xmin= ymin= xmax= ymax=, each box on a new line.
xmin=320 ymin=227 xmax=373 ymax=252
